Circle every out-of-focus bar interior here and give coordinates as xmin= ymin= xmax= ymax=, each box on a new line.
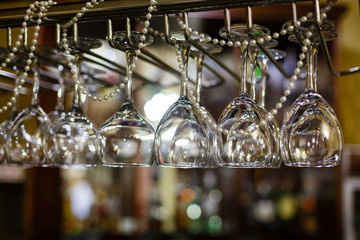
xmin=0 ymin=0 xmax=359 ymax=239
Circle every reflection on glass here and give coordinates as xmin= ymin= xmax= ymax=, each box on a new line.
xmin=43 ymin=38 xmax=101 ymax=167
xmin=98 ymin=31 xmax=155 ymax=167
xmin=218 ymin=24 xmax=279 ymax=168
xmin=280 ymin=20 xmax=343 ymax=167
xmin=7 ymin=60 xmax=50 ymax=167
xmin=154 ymin=33 xmax=210 ymax=168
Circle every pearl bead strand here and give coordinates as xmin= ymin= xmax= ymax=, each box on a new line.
xmin=0 ymin=0 xmax=337 ymax=118
xmin=0 ymin=1 xmax=55 ymax=114
xmin=60 ymin=0 xmax=158 ymax=102
xmin=168 ymin=0 xmax=337 ymax=135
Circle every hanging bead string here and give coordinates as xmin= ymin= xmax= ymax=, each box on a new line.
xmin=60 ymin=0 xmax=104 ymax=101
xmin=60 ymin=0 xmax=158 ymax=102
xmin=0 ymin=0 xmax=336 ymax=114
xmin=164 ymin=0 xmax=337 ymax=136
xmin=0 ymin=0 xmax=55 ymax=114
xmin=261 ymin=0 xmax=337 ymax=119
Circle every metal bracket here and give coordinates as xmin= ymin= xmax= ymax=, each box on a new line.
xmin=313 ymin=0 xmax=360 ymax=77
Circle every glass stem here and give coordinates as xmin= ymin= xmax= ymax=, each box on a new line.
xmin=305 ymin=43 xmax=318 ymax=92
xmin=195 ymin=53 xmax=204 ymax=103
xmin=180 ymin=45 xmax=190 ymax=97
xmin=259 ymin=58 xmax=269 ymax=107
xmin=55 ymin=68 xmax=66 ymax=111
xmin=124 ymin=50 xmax=134 ymax=103
xmin=72 ymin=53 xmax=83 ymax=108
xmin=239 ymin=46 xmax=248 ymax=94
xmin=31 ymin=59 xmax=40 ymax=106
xmin=249 ymin=49 xmax=258 ymax=100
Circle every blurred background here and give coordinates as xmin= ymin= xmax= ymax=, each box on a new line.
xmin=0 ymin=0 xmax=359 ymax=239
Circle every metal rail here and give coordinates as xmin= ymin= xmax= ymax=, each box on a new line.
xmin=312 ymin=0 xmax=360 ymax=77
xmin=0 ymin=0 xmax=309 ymax=28
xmin=0 ymin=0 xmax=357 ymax=92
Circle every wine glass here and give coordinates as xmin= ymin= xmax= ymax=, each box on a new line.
xmin=280 ymin=19 xmax=343 ymax=167
xmin=43 ymin=38 xmax=101 ymax=167
xmin=7 ymin=58 xmax=50 ymax=167
xmin=97 ymin=31 xmax=155 ymax=167
xmin=154 ymin=31 xmax=210 ymax=168
xmin=191 ymin=42 xmax=223 ymax=168
xmin=0 ymin=48 xmax=27 ymax=165
xmin=218 ymin=24 xmax=279 ymax=168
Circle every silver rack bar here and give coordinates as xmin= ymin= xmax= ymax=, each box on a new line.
xmin=0 ymin=0 xmax=310 ymax=28
xmin=162 ymin=13 xmax=230 ymax=86
xmin=0 ymin=0 xmax=358 ymax=82
xmin=79 ymin=48 xmax=156 ymax=85
xmin=0 ymin=70 xmax=30 ymax=94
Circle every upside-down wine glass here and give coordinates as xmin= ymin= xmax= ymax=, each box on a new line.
xmin=0 ymin=48 xmax=26 ymax=165
xmin=97 ymin=31 xmax=155 ymax=167
xmin=43 ymin=38 xmax=101 ymax=167
xmin=154 ymin=31 xmax=210 ymax=168
xmin=0 ymin=48 xmax=27 ymax=165
xmin=280 ymin=19 xmax=343 ymax=167
xmin=218 ymin=24 xmax=279 ymax=168
xmin=7 ymin=58 xmax=50 ymax=167
xmin=191 ymin=42 xmax=223 ymax=168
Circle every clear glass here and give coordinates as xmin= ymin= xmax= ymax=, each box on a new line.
xmin=280 ymin=33 xmax=343 ymax=167
xmin=154 ymin=39 xmax=210 ymax=168
xmin=97 ymin=31 xmax=155 ymax=167
xmin=218 ymin=24 xmax=279 ymax=168
xmin=193 ymin=45 xmax=223 ymax=168
xmin=7 ymin=60 xmax=50 ymax=167
xmin=43 ymin=38 xmax=101 ymax=167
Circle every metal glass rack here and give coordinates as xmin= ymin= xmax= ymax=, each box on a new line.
xmin=0 ymin=0 xmax=358 ymax=91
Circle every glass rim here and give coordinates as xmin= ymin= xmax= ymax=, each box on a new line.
xmin=219 ymin=23 xmax=271 ymax=40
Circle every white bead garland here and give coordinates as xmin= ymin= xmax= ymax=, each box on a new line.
xmin=0 ymin=0 xmax=337 ymax=118
xmin=0 ymin=0 xmax=55 ymax=115
xmin=167 ymin=0 xmax=337 ymax=135
xmin=60 ymin=0 xmax=157 ymax=102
